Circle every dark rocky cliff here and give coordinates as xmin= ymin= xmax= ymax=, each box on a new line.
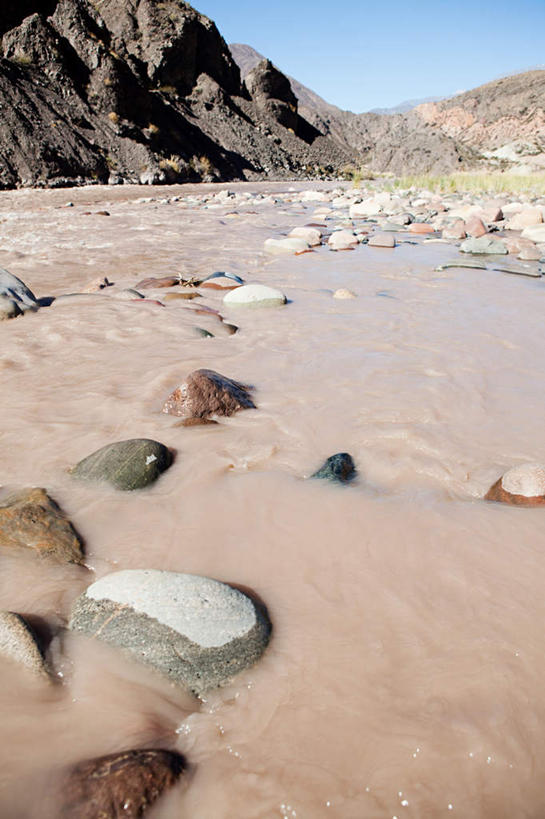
xmin=0 ymin=0 xmax=354 ymax=188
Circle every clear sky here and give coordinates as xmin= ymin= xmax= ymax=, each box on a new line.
xmin=194 ymin=0 xmax=545 ymax=112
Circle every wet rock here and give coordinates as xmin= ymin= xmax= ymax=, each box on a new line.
xmin=460 ymin=236 xmax=507 ymax=255
xmin=82 ymin=277 xmax=112 ymax=293
xmin=162 ymin=368 xmax=255 ymax=419
xmin=163 ymin=291 xmax=201 ymax=301
xmin=328 ymin=230 xmax=358 ymax=250
xmin=464 ymin=215 xmax=487 ymax=238
xmin=310 ymin=453 xmax=356 ymax=484
xmin=60 ymin=749 xmax=186 ymax=819
xmin=264 ymin=237 xmax=309 ymax=255
xmin=0 ymin=488 xmax=84 ymax=564
xmin=113 ymin=288 xmax=145 ymax=300
xmin=0 ymin=268 xmax=38 ymax=312
xmin=485 ymin=463 xmax=545 ymax=506
xmin=333 ymin=288 xmax=356 ymax=299
xmin=200 ymin=274 xmax=242 ymax=290
xmin=70 ymin=439 xmax=172 ymax=491
xmin=0 ymin=295 xmax=22 ymax=320
xmin=223 ymin=284 xmax=287 ymax=308
xmin=194 ymin=327 xmax=214 ymax=338
xmin=135 ymin=276 xmax=180 ymax=289
xmin=289 ymin=227 xmax=322 ymax=246
xmin=368 ymin=233 xmax=396 ymax=248
xmin=69 ymin=570 xmax=272 ymax=694
xmin=0 ymin=612 xmax=49 ymax=678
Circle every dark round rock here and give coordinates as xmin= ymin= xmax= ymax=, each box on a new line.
xmin=311 ymin=453 xmax=356 ymax=484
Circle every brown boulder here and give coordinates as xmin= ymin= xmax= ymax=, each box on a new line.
xmin=0 ymin=488 xmax=84 ymax=564
xmin=60 ymin=749 xmax=185 ymax=819
xmin=465 ymin=215 xmax=487 ymax=238
xmin=162 ymin=368 xmax=256 ymax=419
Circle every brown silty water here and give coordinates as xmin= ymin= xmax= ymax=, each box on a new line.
xmin=0 ymin=182 xmax=545 ymax=818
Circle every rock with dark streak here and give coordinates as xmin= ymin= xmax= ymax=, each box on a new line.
xmin=162 ymin=368 xmax=255 ymax=419
xmin=0 ymin=488 xmax=84 ymax=564
xmin=60 ymin=749 xmax=186 ymax=819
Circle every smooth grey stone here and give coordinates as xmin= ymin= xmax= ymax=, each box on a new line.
xmin=69 ymin=570 xmax=272 ymax=695
xmin=0 ymin=612 xmax=49 ymax=678
xmin=0 ymin=268 xmax=38 ymax=311
xmin=311 ymin=452 xmax=356 ymax=484
xmin=490 ymin=264 xmax=542 ymax=278
xmin=70 ymin=439 xmax=173 ymax=491
xmin=460 ymin=237 xmax=507 ymax=255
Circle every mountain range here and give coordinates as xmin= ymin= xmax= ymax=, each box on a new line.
xmin=0 ymin=0 xmax=543 ymax=189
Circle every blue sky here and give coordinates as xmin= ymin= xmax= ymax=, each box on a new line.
xmin=194 ymin=0 xmax=545 ymax=111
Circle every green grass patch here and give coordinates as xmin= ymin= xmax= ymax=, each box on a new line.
xmin=380 ymin=173 xmax=545 ymax=196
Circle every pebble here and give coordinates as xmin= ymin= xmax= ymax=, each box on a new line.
xmin=69 ymin=570 xmax=272 ymax=694
xmin=264 ymin=237 xmax=309 ymax=255
xmin=0 ymin=612 xmax=49 ymax=678
xmin=311 ymin=453 xmax=356 ymax=484
xmin=162 ymin=368 xmax=255 ymax=419
xmin=460 ymin=237 xmax=507 ymax=255
xmin=368 ymin=233 xmax=396 ymax=248
xmin=70 ymin=439 xmax=173 ymax=491
xmin=223 ymin=284 xmax=287 ymax=308
xmin=0 ymin=488 xmax=84 ymax=564
xmin=60 ymin=749 xmax=186 ymax=819
xmin=289 ymin=227 xmax=322 ymax=246
xmin=333 ymin=288 xmax=357 ymax=299
xmin=328 ymin=230 xmax=358 ymax=250
xmin=485 ymin=463 xmax=545 ymax=506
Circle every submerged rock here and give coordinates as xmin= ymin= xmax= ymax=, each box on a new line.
xmin=368 ymin=233 xmax=396 ymax=248
xmin=0 ymin=488 xmax=84 ymax=564
xmin=69 ymin=570 xmax=272 ymax=694
xmin=70 ymin=439 xmax=172 ymax=491
xmin=310 ymin=453 xmax=356 ymax=484
xmin=223 ymin=283 xmax=287 ymax=308
xmin=485 ymin=463 xmax=545 ymax=506
xmin=333 ymin=288 xmax=357 ymax=299
xmin=0 ymin=611 xmax=49 ymax=678
xmin=162 ymin=368 xmax=255 ymax=419
xmin=135 ymin=276 xmax=180 ymax=289
xmin=60 ymin=749 xmax=186 ymax=819
xmin=0 ymin=268 xmax=38 ymax=312
xmin=264 ymin=237 xmax=309 ymax=255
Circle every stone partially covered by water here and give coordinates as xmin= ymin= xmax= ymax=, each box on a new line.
xmin=69 ymin=570 xmax=272 ymax=695
xmin=0 ymin=612 xmax=49 ymax=678
xmin=310 ymin=453 xmax=356 ymax=484
xmin=223 ymin=283 xmax=287 ymax=308
xmin=0 ymin=268 xmax=39 ymax=312
xmin=60 ymin=749 xmax=186 ymax=819
xmin=0 ymin=488 xmax=84 ymax=564
xmin=460 ymin=236 xmax=507 ymax=254
xmin=264 ymin=237 xmax=309 ymax=255
xmin=485 ymin=463 xmax=545 ymax=506
xmin=0 ymin=295 xmax=22 ymax=320
xmin=70 ymin=439 xmax=173 ymax=491
xmin=162 ymin=368 xmax=256 ymax=419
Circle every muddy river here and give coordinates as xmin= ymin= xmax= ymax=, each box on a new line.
xmin=0 ymin=182 xmax=544 ymax=818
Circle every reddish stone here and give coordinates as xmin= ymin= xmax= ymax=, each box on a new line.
xmin=135 ymin=277 xmax=179 ymax=289
xmin=408 ymin=223 xmax=435 ymax=234
xmin=295 ymin=248 xmax=316 ymax=255
xmin=442 ymin=220 xmax=467 ymax=240
xmin=464 ymin=215 xmax=487 ymax=238
xmin=485 ymin=479 xmax=545 ymax=507
xmin=60 ymin=749 xmax=185 ymax=819
xmin=163 ymin=369 xmax=256 ymax=419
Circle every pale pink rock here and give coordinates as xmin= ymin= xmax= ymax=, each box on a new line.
xmin=408 ymin=223 xmax=435 ymax=234
xmin=480 ymin=206 xmax=504 ymax=223
xmin=506 ymin=208 xmax=543 ymax=231
xmin=442 ymin=220 xmax=467 ymax=240
xmin=518 ymin=243 xmax=542 ymax=261
xmin=464 ymin=215 xmax=487 ymax=238
xmin=367 ymin=233 xmax=395 ymax=248
xmin=82 ymin=277 xmax=112 ymax=293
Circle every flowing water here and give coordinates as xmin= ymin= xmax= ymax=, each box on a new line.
xmin=0 ymin=183 xmax=545 ymax=818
